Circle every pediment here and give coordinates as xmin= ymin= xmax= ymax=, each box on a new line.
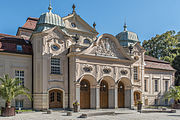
xmin=63 ymin=13 xmax=98 ymax=35
xmin=42 ymin=27 xmax=72 ymax=56
xmin=79 ymin=34 xmax=134 ymax=62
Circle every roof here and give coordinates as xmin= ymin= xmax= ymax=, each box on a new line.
xmin=144 ymin=55 xmax=175 ymax=71
xmin=0 ymin=34 xmax=32 ymax=55
xmin=116 ymin=25 xmax=139 ymax=47
xmin=22 ymin=17 xmax=38 ymax=30
xmin=144 ymin=55 xmax=169 ymax=63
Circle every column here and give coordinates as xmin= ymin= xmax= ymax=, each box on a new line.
xmin=90 ymin=85 xmax=96 ymax=109
xmin=109 ymin=86 xmax=115 ymax=108
xmin=75 ymin=84 xmax=80 ymax=104
xmin=131 ymin=86 xmax=134 ymax=109
xmin=96 ymin=85 xmax=100 ymax=109
xmin=114 ymin=85 xmax=118 ymax=108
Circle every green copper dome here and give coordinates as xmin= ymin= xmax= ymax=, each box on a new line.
xmin=116 ymin=24 xmax=139 ymax=47
xmin=35 ymin=4 xmax=64 ymax=32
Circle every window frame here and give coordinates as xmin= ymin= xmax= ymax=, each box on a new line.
xmin=133 ymin=66 xmax=138 ymax=81
xmin=15 ymin=70 xmax=25 ymax=86
xmin=51 ymin=58 xmax=61 ymax=74
xmin=165 ymin=81 xmax=169 ymax=92
xmin=15 ymin=100 xmax=24 ymax=108
xmin=144 ymin=79 xmax=147 ymax=92
xmin=155 ymin=79 xmax=158 ymax=92
xmin=16 ymin=45 xmax=23 ymax=52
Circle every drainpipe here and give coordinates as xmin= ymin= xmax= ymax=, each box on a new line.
xmin=67 ymin=48 xmax=70 ymax=109
xmin=31 ymin=47 xmax=34 ymax=109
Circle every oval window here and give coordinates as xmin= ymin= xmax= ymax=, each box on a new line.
xmin=71 ymin=23 xmax=76 ymax=28
xmin=51 ymin=44 xmax=60 ymax=51
xmin=84 ymin=39 xmax=91 ymax=44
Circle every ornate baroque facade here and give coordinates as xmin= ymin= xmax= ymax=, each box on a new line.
xmin=0 ymin=4 xmax=175 ymax=110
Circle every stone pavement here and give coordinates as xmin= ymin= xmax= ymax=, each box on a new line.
xmin=1 ymin=109 xmax=180 ymax=120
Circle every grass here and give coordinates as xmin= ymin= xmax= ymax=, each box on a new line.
xmin=15 ymin=109 xmax=33 ymax=113
xmin=144 ymin=105 xmax=171 ymax=109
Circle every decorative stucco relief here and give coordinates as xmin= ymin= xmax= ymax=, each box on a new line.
xmin=94 ymin=38 xmax=117 ymax=57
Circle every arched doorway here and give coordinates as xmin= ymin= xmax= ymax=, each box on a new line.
xmin=49 ymin=89 xmax=63 ymax=108
xmin=134 ymin=91 xmax=141 ymax=106
xmin=100 ymin=80 xmax=108 ymax=108
xmin=118 ymin=81 xmax=125 ymax=108
xmin=80 ymin=79 xmax=90 ymax=109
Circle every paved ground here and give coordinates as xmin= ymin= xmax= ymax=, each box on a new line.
xmin=1 ymin=109 xmax=180 ymax=120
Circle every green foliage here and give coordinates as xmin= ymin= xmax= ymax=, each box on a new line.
xmin=142 ymin=30 xmax=180 ymax=63
xmin=143 ymin=30 xmax=180 ymax=85
xmin=0 ymin=74 xmax=31 ymax=106
xmin=164 ymin=86 xmax=180 ymax=102
xmin=172 ymin=55 xmax=180 ymax=85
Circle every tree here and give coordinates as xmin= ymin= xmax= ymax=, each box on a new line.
xmin=142 ymin=30 xmax=180 ymax=63
xmin=172 ymin=55 xmax=180 ymax=86
xmin=0 ymin=74 xmax=31 ymax=108
xmin=164 ymin=86 xmax=180 ymax=106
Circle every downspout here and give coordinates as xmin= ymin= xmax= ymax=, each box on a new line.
xmin=31 ymin=46 xmax=34 ymax=109
xmin=67 ymin=48 xmax=70 ymax=109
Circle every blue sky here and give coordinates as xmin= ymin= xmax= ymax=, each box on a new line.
xmin=0 ymin=0 xmax=180 ymax=43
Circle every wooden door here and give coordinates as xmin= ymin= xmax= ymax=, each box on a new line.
xmin=80 ymin=79 xmax=90 ymax=109
xmin=134 ymin=91 xmax=141 ymax=106
xmin=118 ymin=81 xmax=125 ymax=108
xmin=100 ymin=80 xmax=108 ymax=108
xmin=49 ymin=89 xmax=63 ymax=108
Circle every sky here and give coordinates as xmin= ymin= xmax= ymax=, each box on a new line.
xmin=0 ymin=0 xmax=180 ymax=43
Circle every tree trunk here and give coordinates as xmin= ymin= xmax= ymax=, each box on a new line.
xmin=5 ymin=101 xmax=11 ymax=108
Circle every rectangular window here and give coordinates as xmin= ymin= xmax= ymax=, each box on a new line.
xmin=16 ymin=45 xmax=22 ymax=52
xmin=15 ymin=70 xmax=24 ymax=86
xmin=144 ymin=79 xmax=147 ymax=92
xmin=165 ymin=99 xmax=168 ymax=105
xmin=51 ymin=58 xmax=60 ymax=74
xmin=134 ymin=67 xmax=138 ymax=81
xmin=15 ymin=100 xmax=23 ymax=108
xmin=155 ymin=80 xmax=158 ymax=92
xmin=165 ymin=81 xmax=169 ymax=92
xmin=154 ymin=99 xmax=158 ymax=105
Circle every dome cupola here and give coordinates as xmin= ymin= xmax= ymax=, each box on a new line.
xmin=35 ymin=1 xmax=64 ymax=32
xmin=116 ymin=23 xmax=139 ymax=47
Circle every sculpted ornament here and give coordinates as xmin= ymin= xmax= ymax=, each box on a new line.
xmin=95 ymin=38 xmax=117 ymax=57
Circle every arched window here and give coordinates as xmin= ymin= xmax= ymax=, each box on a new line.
xmin=84 ymin=39 xmax=91 ymax=44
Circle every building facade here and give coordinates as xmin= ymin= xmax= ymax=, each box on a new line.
xmin=0 ymin=4 xmax=175 ymax=110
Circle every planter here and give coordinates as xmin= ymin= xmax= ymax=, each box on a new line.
xmin=73 ymin=105 xmax=79 ymax=112
xmin=1 ymin=107 xmax=16 ymax=117
xmin=173 ymin=104 xmax=180 ymax=109
xmin=137 ymin=103 xmax=142 ymax=113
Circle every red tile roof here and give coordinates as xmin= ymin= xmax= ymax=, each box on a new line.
xmin=144 ymin=55 xmax=175 ymax=71
xmin=22 ymin=17 xmax=38 ymax=30
xmin=0 ymin=34 xmax=32 ymax=55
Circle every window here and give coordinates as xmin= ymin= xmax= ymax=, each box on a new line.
xmin=154 ymin=99 xmax=158 ymax=105
xmin=155 ymin=80 xmax=158 ymax=92
xmin=51 ymin=58 xmax=60 ymax=74
xmin=71 ymin=23 xmax=76 ymax=27
xmin=16 ymin=45 xmax=22 ymax=52
xmin=83 ymin=39 xmax=91 ymax=44
xmin=165 ymin=99 xmax=168 ymax=105
xmin=134 ymin=67 xmax=138 ymax=81
xmin=144 ymin=79 xmax=147 ymax=92
xmin=50 ymin=92 xmax=54 ymax=102
xmin=15 ymin=70 xmax=24 ymax=86
xmin=15 ymin=100 xmax=23 ymax=108
xmin=57 ymin=92 xmax=61 ymax=102
xmin=165 ymin=81 xmax=169 ymax=92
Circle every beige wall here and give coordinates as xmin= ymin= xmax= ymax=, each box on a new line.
xmin=143 ymin=68 xmax=174 ymax=106
xmin=0 ymin=53 xmax=32 ymax=108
